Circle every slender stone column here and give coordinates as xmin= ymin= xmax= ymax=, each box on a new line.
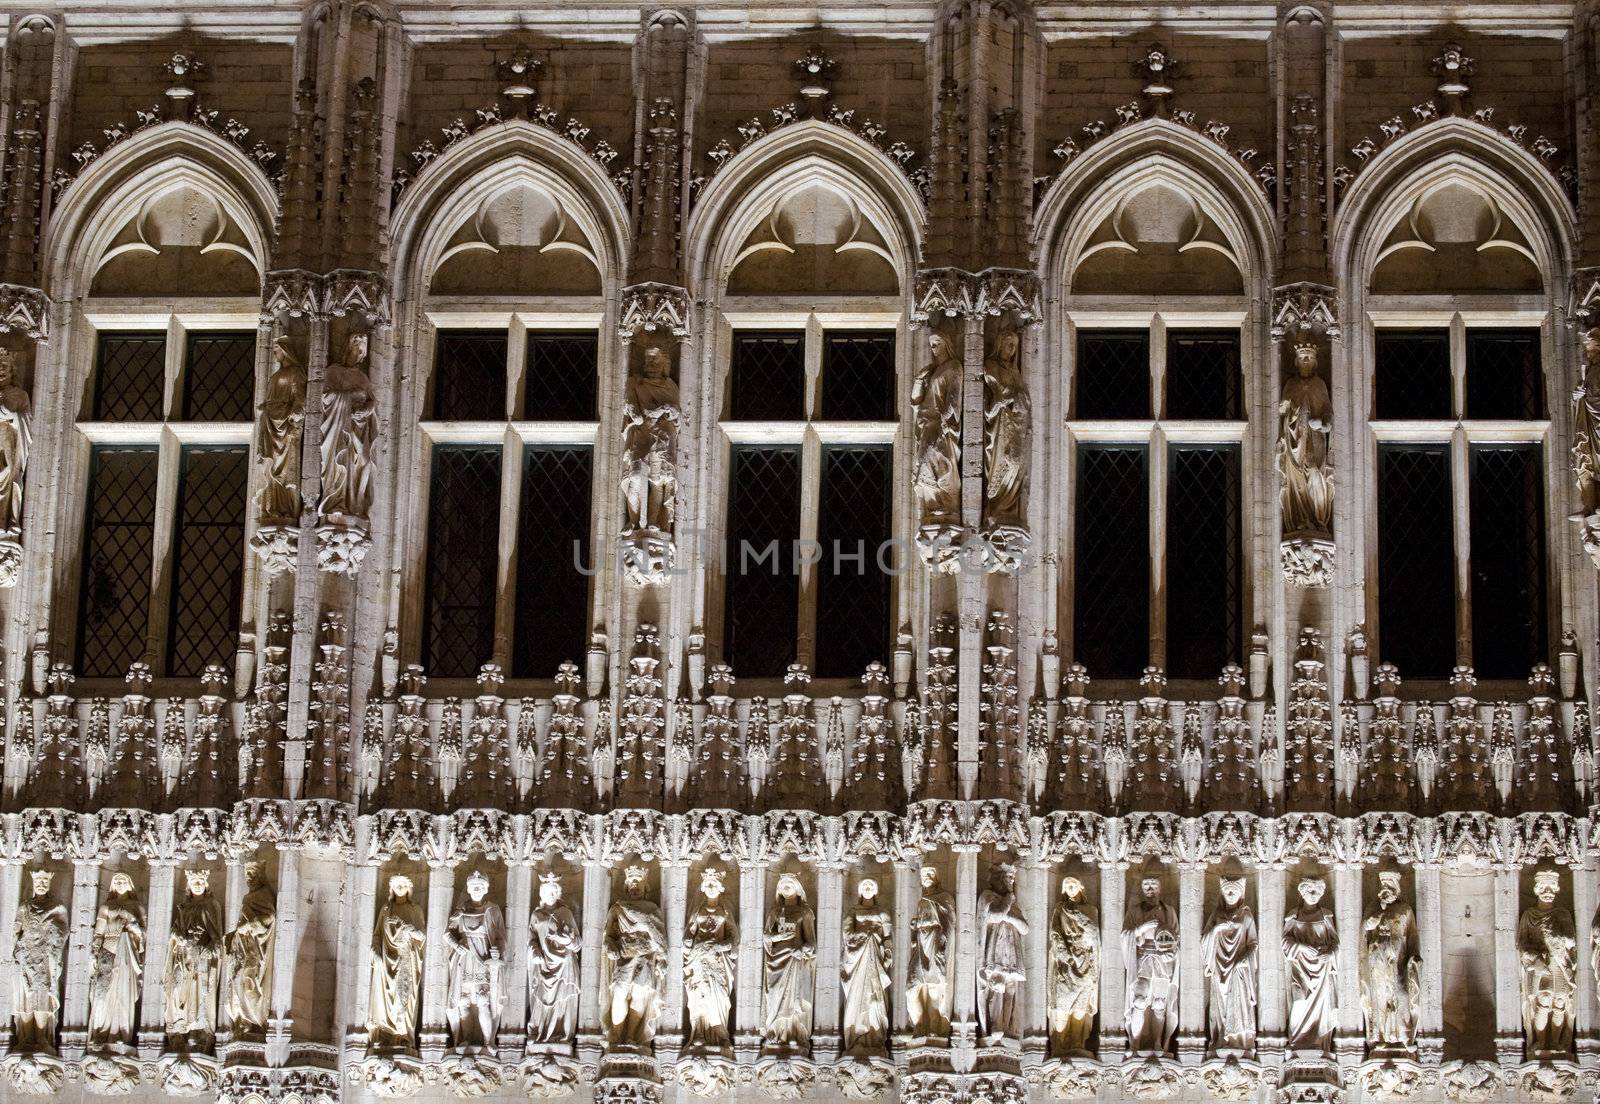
xmin=501 ymin=861 xmax=533 ymax=1055
xmin=1333 ymin=862 xmax=1362 ymax=1063
xmin=1177 ymin=861 xmax=1205 ymax=1062
xmin=1098 ymin=857 xmax=1126 ymax=1058
xmin=893 ymin=860 xmax=917 ymax=1035
xmin=814 ymin=860 xmax=845 ymax=1058
xmin=1021 ymin=856 xmax=1050 ymax=1061
xmin=1492 ymin=865 xmax=1522 ymax=1063
xmin=419 ymin=862 xmax=455 ymax=1058
xmin=59 ymin=860 xmax=102 ymax=1060
xmin=1414 ymin=862 xmax=1445 ymax=1063
xmin=1257 ymin=864 xmax=1287 ymax=1057
xmin=139 ymin=860 xmax=177 ymax=1055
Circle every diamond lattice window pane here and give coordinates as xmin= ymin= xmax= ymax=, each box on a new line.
xmin=820 ymin=331 xmax=896 ymax=421
xmin=1074 ymin=444 xmax=1149 ymax=678
xmin=1470 ymin=444 xmax=1546 ymax=677
xmin=512 ymin=446 xmax=593 ymax=678
xmin=1076 ymin=331 xmax=1151 ymax=419
xmin=816 ymin=445 xmax=893 ymax=677
xmin=93 ymin=332 xmax=166 ymax=421
xmin=1375 ymin=330 xmax=1451 ymax=420
xmin=1166 ymin=330 xmax=1242 ymax=420
xmin=166 ymin=446 xmax=248 ymax=676
xmin=1466 ymin=328 xmax=1543 ymax=420
xmin=424 ymin=445 xmax=504 ymax=677
xmin=1166 ymin=445 xmax=1242 ymax=678
xmin=433 ymin=330 xmax=508 ymax=421
xmin=730 ymin=332 xmax=805 ymax=421
xmin=1377 ymin=444 xmax=1455 ymax=676
xmin=77 ymin=446 xmax=158 ymax=677
xmin=724 ymin=445 xmax=801 ymax=677
xmin=182 ymin=332 xmax=256 ymax=422
xmin=525 ymin=332 xmax=598 ymax=420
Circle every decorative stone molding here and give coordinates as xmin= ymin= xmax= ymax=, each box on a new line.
xmin=1046 ymin=106 xmax=1271 ymax=197
xmin=619 ymin=282 xmax=691 ymax=339
xmin=912 ymin=267 xmax=1043 ymax=323
xmin=0 ymin=283 xmax=48 ymax=339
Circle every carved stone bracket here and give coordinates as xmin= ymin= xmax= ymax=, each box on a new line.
xmin=619 ymin=283 xmax=691 ymax=339
xmin=0 ymin=283 xmax=49 ymax=339
xmin=315 ymin=520 xmax=372 ymax=577
xmin=1035 ymin=811 xmax=1107 ymax=863
xmin=602 ymin=807 xmax=670 ymax=863
xmin=1571 ymin=267 xmax=1600 ymax=323
xmin=1271 ymin=283 xmax=1339 ymax=342
xmin=261 ymin=269 xmax=392 ymax=327
xmin=912 ymin=267 xmax=1043 ymax=324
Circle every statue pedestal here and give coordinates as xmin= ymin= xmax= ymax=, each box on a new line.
xmin=251 ymin=523 xmax=300 ymax=575
xmin=0 ymin=528 xmax=22 ymax=587
xmin=2 ymin=1053 xmax=63 ymax=1095
xmin=619 ymin=527 xmax=675 ymax=586
xmin=916 ymin=522 xmax=971 ymax=574
xmin=1281 ymin=535 xmax=1335 ymax=588
xmin=980 ymin=524 xmax=1031 ymax=574
xmin=315 ymin=516 xmax=370 ymax=576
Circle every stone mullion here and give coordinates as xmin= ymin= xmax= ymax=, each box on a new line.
xmin=220 ymin=858 xmax=246 ymax=1038
xmin=813 ymin=859 xmax=845 ymax=1059
xmin=418 ymin=860 xmax=455 ymax=1058
xmin=957 ymin=310 xmax=986 ymax=792
xmin=501 ymin=859 xmax=533 ymax=1056
xmin=286 ymin=316 xmax=331 ymax=797
xmin=1176 ymin=860 xmax=1205 ymax=1062
xmin=0 ymin=861 xmax=18 ymax=1038
xmin=1097 ymin=849 xmax=1126 ymax=1058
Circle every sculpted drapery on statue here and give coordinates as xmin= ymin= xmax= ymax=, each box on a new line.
xmin=604 ymin=864 xmax=666 ymax=1049
xmin=1283 ymin=874 xmax=1339 ymax=1056
xmin=1278 ymin=341 xmax=1333 ymax=540
xmin=1122 ymin=871 xmax=1179 ymax=1056
xmin=620 ymin=343 xmax=680 ymax=535
xmin=982 ymin=323 xmax=1030 ymax=532
xmin=367 ymin=874 xmax=427 ymax=1054
xmin=911 ymin=330 xmax=962 ymax=535
xmin=976 ymin=863 xmax=1029 ymax=1045
xmin=87 ymin=872 xmax=145 ymax=1053
xmin=164 ymin=868 xmax=223 ymax=1050
xmin=318 ymin=332 xmax=376 ymax=525
xmin=224 ymin=861 xmax=276 ymax=1038
xmin=762 ymin=873 xmax=816 ymax=1054
xmin=1046 ymin=874 xmax=1099 ymax=1058
xmin=0 ymin=347 xmax=32 ymax=535
xmin=445 ymin=871 xmax=506 ymax=1054
xmin=528 ymin=872 xmax=581 ymax=1045
xmin=11 ymin=869 xmax=66 ymax=1055
xmin=907 ymin=864 xmax=956 ymax=1040
xmin=1573 ymin=327 xmax=1600 ymax=562
xmin=1200 ymin=863 xmax=1258 ymax=1058
xmin=683 ymin=866 xmax=739 ymax=1052
xmin=256 ymin=335 xmax=307 ymax=525
xmin=1520 ymin=868 xmax=1576 ymax=1058
xmin=841 ymin=878 xmax=892 ymax=1057
xmin=1361 ymin=868 xmax=1420 ymax=1055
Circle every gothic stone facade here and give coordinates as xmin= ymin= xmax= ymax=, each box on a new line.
xmin=0 ymin=3 xmax=1596 ymax=1104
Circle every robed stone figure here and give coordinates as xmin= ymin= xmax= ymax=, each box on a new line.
xmin=318 ymin=332 xmax=375 ymax=524
xmin=605 ymin=865 xmax=666 ymax=1049
xmin=1200 ymin=867 xmax=1258 ymax=1057
xmin=1520 ymin=868 xmax=1576 ymax=1058
xmin=762 ymin=873 xmax=816 ymax=1054
xmin=841 ymin=878 xmax=892 ymax=1057
xmin=1122 ymin=872 xmax=1179 ymax=1056
xmin=528 ymin=873 xmax=581 ymax=1045
xmin=976 ymin=863 xmax=1029 ymax=1045
xmin=12 ymin=869 xmax=66 ymax=1055
xmin=620 ymin=344 xmax=679 ymax=534
xmin=225 ymin=862 xmax=277 ymax=1038
xmin=88 ymin=873 xmax=145 ymax=1053
xmin=982 ymin=323 xmax=1030 ymax=530
xmin=908 ymin=865 xmax=955 ymax=1039
xmin=1046 ymin=875 xmax=1099 ymax=1058
xmin=911 ymin=331 xmax=962 ymax=530
xmin=1284 ymin=875 xmax=1339 ymax=1056
xmin=683 ymin=867 xmax=738 ymax=1052
xmin=444 ymin=871 xmax=506 ymax=1054
xmin=1278 ymin=341 xmax=1333 ymax=540
xmin=367 ymin=874 xmax=426 ymax=1053
xmin=1361 ymin=869 xmax=1420 ymax=1054
xmin=164 ymin=868 xmax=224 ymax=1050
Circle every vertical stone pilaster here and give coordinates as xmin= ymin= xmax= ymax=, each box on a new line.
xmin=1332 ymin=862 xmax=1362 ymax=1060
xmin=1098 ymin=857 xmax=1127 ymax=1057
xmin=138 ymin=861 xmax=177 ymax=1051
xmin=502 ymin=861 xmax=533 ymax=1055
xmin=419 ymin=862 xmax=455 ymax=1057
xmin=814 ymin=860 xmax=845 ymax=1056
xmin=1020 ymin=857 xmax=1049 ymax=1060
xmin=1414 ymin=862 xmax=1445 ymax=1060
xmin=1258 ymin=865 xmax=1287 ymax=1042
xmin=893 ymin=860 xmax=916 ymax=1034
xmin=1492 ymin=866 xmax=1522 ymax=1061
xmin=1177 ymin=861 xmax=1205 ymax=1061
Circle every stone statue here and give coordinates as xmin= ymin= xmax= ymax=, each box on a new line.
xmin=1047 ymin=874 xmax=1099 ymax=1058
xmin=87 ymin=872 xmax=145 ymax=1053
xmin=528 ymin=872 xmax=581 ymax=1045
xmin=224 ymin=861 xmax=277 ymax=1038
xmin=1520 ymin=868 xmax=1576 ymax=1058
xmin=164 ymin=868 xmax=223 ymax=1051
xmin=621 ymin=343 xmax=679 ymax=534
xmin=1200 ymin=863 xmax=1258 ymax=1058
xmin=762 ymin=872 xmax=816 ymax=1054
xmin=1361 ymin=868 xmax=1420 ymax=1055
xmin=445 ymin=870 xmax=506 ymax=1054
xmin=976 ymin=862 xmax=1029 ymax=1045
xmin=1122 ymin=870 xmax=1179 ymax=1056
xmin=907 ymin=864 xmax=956 ymax=1040
xmin=367 ymin=873 xmax=426 ymax=1054
xmin=982 ymin=323 xmax=1030 ymax=531
xmin=1574 ymin=327 xmax=1600 ymax=563
xmin=911 ymin=330 xmax=962 ymax=530
xmin=318 ymin=331 xmax=375 ymax=524
xmin=604 ymin=864 xmax=666 ymax=1049
xmin=840 ymin=878 xmax=892 ymax=1057
xmin=1278 ymin=341 xmax=1333 ymax=539
xmin=683 ymin=866 xmax=739 ymax=1052
xmin=0 ymin=347 xmax=32 ymax=534
xmin=256 ymin=334 xmax=306 ymax=525
xmin=11 ymin=869 xmax=66 ymax=1055
xmin=1283 ymin=874 xmax=1339 ymax=1056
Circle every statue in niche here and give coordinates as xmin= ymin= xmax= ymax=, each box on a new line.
xmin=1283 ymin=874 xmax=1339 ymax=1056
xmin=976 ymin=862 xmax=1029 ymax=1045
xmin=683 ymin=866 xmax=738 ymax=1052
xmin=367 ymin=874 xmax=427 ymax=1054
xmin=762 ymin=873 xmax=816 ymax=1054
xmin=11 ymin=869 xmax=67 ymax=1055
xmin=911 ymin=330 xmax=962 ymax=532
xmin=87 ymin=872 xmax=145 ymax=1053
xmin=1520 ymin=868 xmax=1576 ymax=1058
xmin=1573 ymin=327 xmax=1600 ymax=563
xmin=318 ymin=331 xmax=375 ymax=525
xmin=604 ymin=864 xmax=666 ymax=1049
xmin=0 ymin=347 xmax=32 ymax=534
xmin=224 ymin=861 xmax=277 ymax=1039
xmin=982 ymin=322 xmax=1030 ymax=532
xmin=1361 ymin=868 xmax=1420 ymax=1054
xmin=1277 ymin=341 xmax=1334 ymax=540
xmin=1200 ymin=861 xmax=1258 ymax=1058
xmin=1122 ymin=869 xmax=1179 ymax=1056
xmin=620 ymin=342 xmax=679 ymax=535
xmin=528 ymin=872 xmax=581 ymax=1045
xmin=164 ymin=868 xmax=223 ymax=1050
xmin=840 ymin=878 xmax=892 ymax=1057
xmin=1047 ymin=874 xmax=1099 ymax=1058
xmin=907 ymin=864 xmax=956 ymax=1040
xmin=256 ymin=335 xmax=306 ymax=525
xmin=445 ymin=870 xmax=506 ymax=1054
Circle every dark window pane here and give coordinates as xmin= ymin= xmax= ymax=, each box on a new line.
xmin=820 ymin=331 xmax=895 ymax=420
xmin=423 ymin=446 xmax=503 ymax=677
xmin=1375 ymin=330 xmax=1451 ymax=420
xmin=724 ymin=446 xmax=801 ymax=677
xmin=513 ymin=447 xmax=593 ymax=678
xmin=1076 ymin=331 xmax=1150 ymax=419
xmin=1470 ymin=445 xmax=1545 ymax=677
xmin=77 ymin=447 xmax=158 ymax=677
xmin=525 ymin=332 xmax=598 ymax=420
xmin=1075 ymin=445 xmax=1149 ymax=677
xmin=432 ymin=330 xmax=507 ymax=421
xmin=1377 ymin=445 xmax=1455 ymax=677
xmin=816 ymin=446 xmax=892 ymax=677
xmin=166 ymin=446 xmax=247 ymax=676
xmin=1167 ymin=446 xmax=1241 ymax=678
xmin=1166 ymin=330 xmax=1241 ymax=420
xmin=1466 ymin=329 xmax=1543 ymax=420
xmin=730 ymin=332 xmax=805 ymax=421
xmin=93 ymin=333 xmax=165 ymax=421
xmin=182 ymin=332 xmax=256 ymax=421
